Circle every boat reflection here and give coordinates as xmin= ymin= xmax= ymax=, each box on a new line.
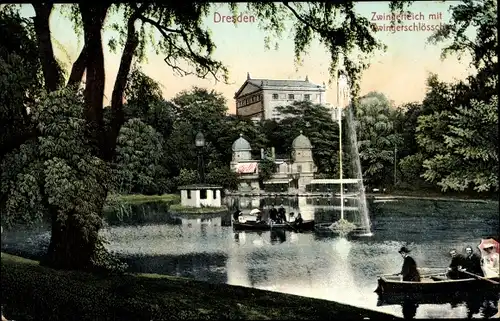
xmin=270 ymin=229 xmax=286 ymax=244
xmin=377 ymin=291 xmax=499 ymax=319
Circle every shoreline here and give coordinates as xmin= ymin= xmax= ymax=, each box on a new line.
xmin=108 ymin=192 xmax=497 ymax=206
xmin=225 ymin=192 xmax=497 ymax=203
xmin=1 ymin=252 xmax=401 ymax=320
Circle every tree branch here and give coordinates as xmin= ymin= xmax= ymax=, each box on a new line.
xmin=32 ymin=3 xmax=62 ymax=92
xmin=138 ymin=15 xmax=225 ymax=82
xmin=282 ymin=2 xmax=322 ymax=34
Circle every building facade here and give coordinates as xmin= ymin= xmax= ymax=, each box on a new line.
xmin=234 ymin=73 xmax=327 ymax=121
xmin=230 ymin=132 xmax=317 ymax=193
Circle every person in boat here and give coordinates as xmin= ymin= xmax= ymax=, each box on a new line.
xmin=256 ymin=210 xmax=263 ymax=223
xmin=447 ymin=248 xmax=465 ymax=279
xmin=269 ymin=205 xmax=278 ymax=223
xmin=294 ymin=213 xmax=303 ymax=225
xmin=397 ymin=247 xmax=421 ymax=282
xmin=481 ymin=243 xmax=499 ymax=278
xmin=277 ymin=205 xmax=286 ymax=223
xmin=460 ymin=246 xmax=484 ymax=277
xmin=232 ymin=209 xmax=242 ymax=222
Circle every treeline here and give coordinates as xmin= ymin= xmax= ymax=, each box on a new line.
xmin=111 ymin=64 xmax=498 ymax=196
xmin=110 ymin=70 xmax=342 ymax=194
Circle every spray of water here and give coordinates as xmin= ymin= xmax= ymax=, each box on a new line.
xmin=345 ymin=106 xmax=371 ymax=233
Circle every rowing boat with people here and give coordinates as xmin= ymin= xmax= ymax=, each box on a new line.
xmin=232 ymin=220 xmax=315 ymax=232
xmin=375 ymin=271 xmax=500 ymax=295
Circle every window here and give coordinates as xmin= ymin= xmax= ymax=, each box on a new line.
xmin=272 ymin=93 xmax=279 ymax=99
xmin=212 ymin=190 xmax=217 ymax=199
xmin=304 ymin=94 xmax=311 ymax=100
xmin=187 ymin=190 xmax=191 ymax=199
xmin=297 ymin=165 xmax=302 ymax=173
xmin=288 ymin=94 xmax=295 ymax=100
xmin=200 ymin=189 xmax=207 ymax=199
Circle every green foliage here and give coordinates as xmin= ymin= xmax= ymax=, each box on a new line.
xmin=398 ymin=153 xmax=428 ymax=189
xmin=354 ymin=92 xmax=402 ymax=186
xmin=113 ymin=118 xmax=164 ymax=194
xmin=428 ymin=0 xmax=497 ymax=74
xmin=420 ymin=96 xmax=498 ymax=192
xmin=0 ymin=9 xmax=42 ymax=161
xmin=124 ymin=67 xmax=164 ymax=119
xmin=174 ymin=169 xmax=198 ymax=187
xmin=258 ymin=158 xmax=275 ymax=185
xmin=393 ymin=102 xmax=422 ymax=158
xmin=205 ymin=167 xmax=239 ymax=191
xmin=273 ymin=100 xmax=339 ymax=174
xmin=1 ymin=89 xmax=109 ymax=228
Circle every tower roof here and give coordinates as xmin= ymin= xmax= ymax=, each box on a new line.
xmin=292 ymin=131 xmax=312 ymax=149
xmin=232 ymin=134 xmax=252 ymax=151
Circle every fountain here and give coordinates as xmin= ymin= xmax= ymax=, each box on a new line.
xmin=346 ymin=106 xmax=372 ymax=236
xmin=329 ymin=70 xmax=372 ymax=237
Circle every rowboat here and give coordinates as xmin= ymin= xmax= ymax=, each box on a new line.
xmin=232 ymin=220 xmax=315 ymax=232
xmin=375 ymin=273 xmax=500 ymax=295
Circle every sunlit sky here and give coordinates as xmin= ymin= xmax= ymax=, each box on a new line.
xmin=18 ymin=1 xmax=474 ymax=113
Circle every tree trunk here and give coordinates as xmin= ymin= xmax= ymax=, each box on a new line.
xmin=32 ymin=3 xmax=61 ymax=92
xmin=105 ymin=7 xmax=145 ymax=161
xmin=79 ymin=3 xmax=110 ymax=157
xmin=43 ymin=209 xmax=103 ymax=270
xmin=67 ymin=44 xmax=88 ymax=88
xmin=37 ymin=3 xmax=110 ymax=271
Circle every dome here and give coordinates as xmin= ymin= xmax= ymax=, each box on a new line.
xmin=292 ymin=131 xmax=312 ymax=149
xmin=232 ymin=134 xmax=252 ymax=151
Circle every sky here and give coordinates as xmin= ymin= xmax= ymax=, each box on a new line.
xmin=19 ymin=1 xmax=474 ymax=114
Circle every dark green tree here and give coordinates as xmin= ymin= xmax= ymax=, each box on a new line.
xmin=415 ymin=0 xmax=498 ymax=193
xmin=272 ymin=100 xmax=339 ymax=175
xmin=354 ymin=92 xmax=402 ymax=186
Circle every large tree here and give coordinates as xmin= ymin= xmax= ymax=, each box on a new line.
xmin=415 ymin=0 xmax=498 ymax=193
xmin=2 ymin=1 xmax=411 ymax=270
xmin=419 ymin=96 xmax=498 ymax=192
xmin=353 ymin=92 xmax=402 ymax=187
xmin=272 ymin=100 xmax=339 ymax=175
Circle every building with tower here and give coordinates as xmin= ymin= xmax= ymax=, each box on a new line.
xmin=229 ymin=132 xmax=317 ymax=193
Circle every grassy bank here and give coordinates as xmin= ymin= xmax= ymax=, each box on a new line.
xmin=169 ymin=203 xmax=228 ymax=214
xmin=1 ymin=253 xmax=399 ymax=321
xmin=109 ymin=193 xmax=180 ymax=205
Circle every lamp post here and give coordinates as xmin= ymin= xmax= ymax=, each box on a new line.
xmin=195 ymin=131 xmax=205 ymax=184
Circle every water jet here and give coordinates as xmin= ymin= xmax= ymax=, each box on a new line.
xmin=329 ymin=70 xmax=372 ymax=237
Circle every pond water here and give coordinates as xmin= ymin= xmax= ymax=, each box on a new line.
xmin=2 ymin=197 xmax=499 ymax=319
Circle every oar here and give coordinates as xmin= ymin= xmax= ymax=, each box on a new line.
xmin=284 ymin=221 xmax=299 ymax=232
xmin=460 ymin=270 xmax=499 ymax=284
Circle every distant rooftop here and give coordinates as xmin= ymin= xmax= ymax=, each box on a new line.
xmin=234 ymin=73 xmax=325 ymax=98
xmin=247 ymin=78 xmax=323 ymax=89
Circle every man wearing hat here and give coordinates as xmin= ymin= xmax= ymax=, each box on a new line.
xmin=398 ymin=246 xmax=421 ymax=282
